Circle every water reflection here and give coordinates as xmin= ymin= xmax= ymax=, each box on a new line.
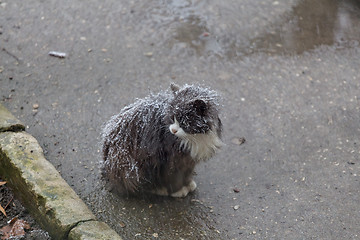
xmin=253 ymin=0 xmax=360 ymax=55
xmin=91 ymin=182 xmax=224 ymax=239
xmin=173 ymin=15 xmax=223 ymax=56
xmin=172 ymin=0 xmax=360 ymax=57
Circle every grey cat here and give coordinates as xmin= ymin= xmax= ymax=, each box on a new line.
xmin=101 ymin=83 xmax=223 ymax=197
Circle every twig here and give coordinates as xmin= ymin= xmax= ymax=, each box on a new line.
xmin=2 ymin=48 xmax=21 ymax=62
xmin=4 ymin=196 xmax=14 ymax=210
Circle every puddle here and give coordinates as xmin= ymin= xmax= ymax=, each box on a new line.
xmin=251 ymin=0 xmax=360 ymax=55
xmin=91 ymin=185 xmax=223 ymax=239
xmin=170 ymin=0 xmax=360 ymax=57
xmin=173 ymin=15 xmax=224 ymax=56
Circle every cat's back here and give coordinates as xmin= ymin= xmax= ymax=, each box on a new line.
xmin=102 ymin=91 xmax=172 ymax=155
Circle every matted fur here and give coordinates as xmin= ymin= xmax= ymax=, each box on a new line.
xmin=101 ymin=84 xmax=222 ymax=197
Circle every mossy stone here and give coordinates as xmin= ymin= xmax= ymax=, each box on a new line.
xmin=0 ymin=103 xmax=25 ymax=132
xmin=0 ymin=132 xmax=95 ymax=240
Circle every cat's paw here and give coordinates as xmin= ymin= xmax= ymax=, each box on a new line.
xmin=171 ymin=181 xmax=197 ymax=197
xmin=188 ymin=180 xmax=197 ymax=192
xmin=171 ymin=186 xmax=190 ymax=198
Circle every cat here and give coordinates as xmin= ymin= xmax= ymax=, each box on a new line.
xmin=101 ymin=83 xmax=223 ymax=197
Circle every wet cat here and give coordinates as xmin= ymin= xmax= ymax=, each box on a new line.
xmin=101 ymin=83 xmax=223 ymax=197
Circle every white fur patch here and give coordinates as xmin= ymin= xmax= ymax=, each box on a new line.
xmin=170 ymin=180 xmax=197 ymax=197
xmin=169 ymin=118 xmax=223 ymax=161
xmin=171 ymin=186 xmax=190 ymax=197
xmin=152 ymin=180 xmax=197 ymax=197
xmin=169 ymin=118 xmax=186 ymax=137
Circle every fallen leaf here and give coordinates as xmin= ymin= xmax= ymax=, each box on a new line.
xmin=0 ymin=225 xmax=12 ymax=240
xmin=10 ymin=219 xmax=30 ymax=236
xmin=1 ymin=196 xmax=14 ymax=217
xmin=0 ymin=181 xmax=6 ymax=186
xmin=119 ymin=221 xmax=126 ymax=228
xmin=0 ymin=218 xmax=30 ymax=240
xmin=8 ymin=216 xmax=18 ymax=225
xmin=0 ymin=204 xmax=6 ymax=217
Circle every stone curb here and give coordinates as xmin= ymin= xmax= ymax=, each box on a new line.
xmin=0 ymin=104 xmax=122 ymax=240
xmin=0 ymin=104 xmax=25 ymax=132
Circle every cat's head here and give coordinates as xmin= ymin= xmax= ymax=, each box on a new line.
xmin=166 ymin=83 xmax=221 ymax=137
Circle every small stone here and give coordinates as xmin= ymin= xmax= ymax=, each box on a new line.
xmin=119 ymin=221 xmax=125 ymax=228
xmin=233 ymin=205 xmax=240 ymax=210
xmin=49 ymin=51 xmax=66 ymax=58
xmin=231 ymin=137 xmax=246 ymax=145
xmin=32 ymin=104 xmax=39 ymax=109
xmin=144 ymin=52 xmax=153 ymax=57
xmin=233 ymin=188 xmax=240 ymax=193
xmin=202 ymin=32 xmax=210 ymax=37
xmin=152 ymin=233 xmax=159 ymax=238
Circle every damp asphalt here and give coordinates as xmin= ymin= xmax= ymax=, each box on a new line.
xmin=1 ymin=0 xmax=360 ymax=239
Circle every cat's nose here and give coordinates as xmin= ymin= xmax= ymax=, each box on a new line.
xmin=171 ymin=128 xmax=178 ymax=134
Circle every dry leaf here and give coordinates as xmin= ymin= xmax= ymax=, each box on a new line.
xmin=0 ymin=225 xmax=12 ymax=240
xmin=10 ymin=219 xmax=30 ymax=236
xmin=0 ymin=195 xmax=13 ymax=217
xmin=0 ymin=182 xmax=8 ymax=216
xmin=119 ymin=221 xmax=126 ymax=228
xmin=0 ymin=218 xmax=30 ymax=240
xmin=8 ymin=216 xmax=18 ymax=225
xmin=0 ymin=204 xmax=6 ymax=217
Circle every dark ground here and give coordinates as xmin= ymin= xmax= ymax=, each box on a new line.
xmin=0 ymin=179 xmax=50 ymax=239
xmin=2 ymin=0 xmax=360 ymax=239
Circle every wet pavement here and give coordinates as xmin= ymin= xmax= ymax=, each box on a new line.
xmin=1 ymin=0 xmax=360 ymax=239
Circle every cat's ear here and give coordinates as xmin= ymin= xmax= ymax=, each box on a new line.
xmin=192 ymin=99 xmax=207 ymax=116
xmin=170 ymin=83 xmax=180 ymax=94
